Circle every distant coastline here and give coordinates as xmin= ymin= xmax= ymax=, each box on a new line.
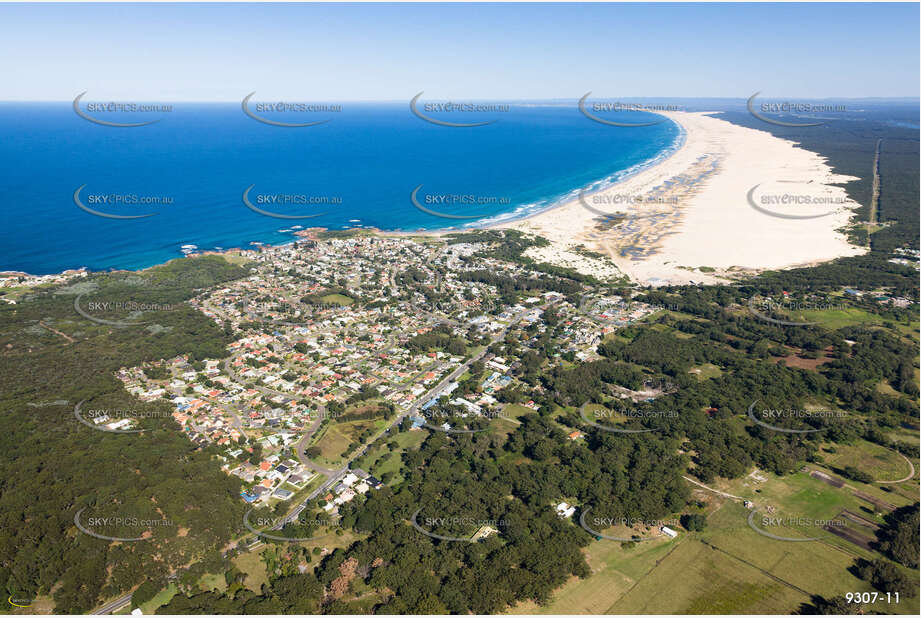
xmin=0 ymin=102 xmax=680 ymax=276
xmin=1 ymin=103 xmax=682 ymax=277
xmin=0 ymin=105 xmax=873 ymax=284
xmin=497 ymin=110 xmax=866 ymax=286
xmin=1 ymin=107 xmax=864 ymax=288
xmin=381 ymin=116 xmax=685 ymax=240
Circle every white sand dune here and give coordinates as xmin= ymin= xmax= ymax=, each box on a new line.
xmin=498 ymin=111 xmax=866 ymax=286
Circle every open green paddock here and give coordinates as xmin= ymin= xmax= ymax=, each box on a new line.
xmin=818 ymin=439 xmax=915 ymax=484
xmin=506 ymin=535 xmax=676 ymax=614
xmin=312 ymin=417 xmax=389 ymax=468
xmin=352 ymin=427 xmax=428 ymax=484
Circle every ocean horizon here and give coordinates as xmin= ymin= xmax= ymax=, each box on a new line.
xmin=0 ymin=101 xmax=681 ymax=274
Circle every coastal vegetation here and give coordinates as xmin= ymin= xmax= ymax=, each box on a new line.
xmin=719 ymin=107 xmax=919 ymax=253
xmin=0 ymin=256 xmax=250 ymax=613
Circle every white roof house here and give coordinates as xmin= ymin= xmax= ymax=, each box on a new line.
xmin=556 ymin=502 xmax=576 ymax=519
xmin=106 ymin=418 xmax=135 ymax=431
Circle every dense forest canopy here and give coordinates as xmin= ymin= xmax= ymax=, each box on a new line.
xmin=0 ymin=257 xmax=250 ymax=612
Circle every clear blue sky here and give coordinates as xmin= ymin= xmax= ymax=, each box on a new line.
xmin=1 ymin=2 xmax=918 ymax=100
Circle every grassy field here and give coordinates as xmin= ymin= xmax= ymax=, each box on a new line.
xmin=647 ymin=321 xmax=695 ymax=339
xmin=715 ymin=466 xmax=899 ymax=533
xmin=796 ymin=307 xmax=878 ymax=329
xmin=198 ymin=572 xmax=228 ymax=593
xmin=809 ymin=458 xmax=920 ymax=513
xmin=488 ymin=405 xmax=536 ymax=439
xmin=818 ymin=439 xmax=914 ymax=483
xmin=312 ymin=418 xmax=381 ymax=466
xmin=491 ymin=416 xmax=526 ymax=441
xmin=320 ymin=293 xmax=353 ymax=306
xmin=310 ymin=423 xmax=346 ymax=459
xmin=215 ymin=253 xmax=252 ymax=267
xmin=580 ymin=402 xmax=642 ymax=429
xmin=295 ymin=528 xmax=365 ymax=571
xmin=688 ymin=363 xmax=723 ymax=380
xmin=876 ymin=380 xmax=902 ymax=397
xmin=708 ymin=468 xmax=918 ymax=574
xmin=711 ymin=465 xmax=915 ymax=514
xmin=602 ymin=332 xmax=634 ymax=345
xmin=506 ymin=466 xmax=920 ymax=616
xmin=581 ymin=403 xmax=609 ymax=420
xmin=0 ymin=285 xmax=48 ymax=303
xmin=886 ymin=425 xmax=921 ymax=448
xmin=502 ymin=403 xmax=537 ymax=419
xmin=689 ymin=471 xmax=916 ymax=604
xmin=509 ymin=527 xmax=819 ymax=614
xmin=611 ymin=536 xmax=811 ymax=614
xmin=138 ymin=582 xmax=178 ymax=615
xmin=790 ymin=303 xmax=918 ymax=343
xmin=507 ymin=535 xmax=676 ymax=614
xmin=701 ymin=501 xmax=918 ymax=614
xmin=799 ymin=437 xmax=918 ymax=511
xmin=233 ymin=550 xmax=270 ymax=593
xmin=891 ymin=319 xmax=920 ymax=345
xmin=352 ymin=428 xmax=428 ymax=484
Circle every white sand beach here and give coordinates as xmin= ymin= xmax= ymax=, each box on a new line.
xmin=498 ymin=111 xmax=866 ymax=286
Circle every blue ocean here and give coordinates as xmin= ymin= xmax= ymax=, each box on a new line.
xmin=0 ymin=102 xmax=680 ymax=274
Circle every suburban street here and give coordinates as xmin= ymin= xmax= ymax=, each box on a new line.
xmin=90 ymin=297 xmax=555 ymax=613
xmin=271 ymin=300 xmax=554 ymax=536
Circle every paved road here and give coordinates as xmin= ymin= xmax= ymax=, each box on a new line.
xmin=213 ymin=286 xmax=548 ymax=530
xmin=91 ymin=568 xmax=186 ymax=614
xmin=91 ymin=594 xmax=132 ymax=615
xmin=294 ymin=415 xmax=337 ymax=476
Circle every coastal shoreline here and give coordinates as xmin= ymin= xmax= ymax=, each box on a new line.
xmin=492 ymin=110 xmax=866 ymax=285
xmin=3 ymin=111 xmax=866 ymax=286
xmin=380 ymin=110 xmax=866 ymax=286
xmin=378 ymin=117 xmax=687 ymax=239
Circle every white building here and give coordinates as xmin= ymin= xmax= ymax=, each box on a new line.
xmin=106 ymin=418 xmax=135 ymax=431
xmin=450 ymin=398 xmax=482 ymax=416
xmin=556 ymin=502 xmax=576 ymax=519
